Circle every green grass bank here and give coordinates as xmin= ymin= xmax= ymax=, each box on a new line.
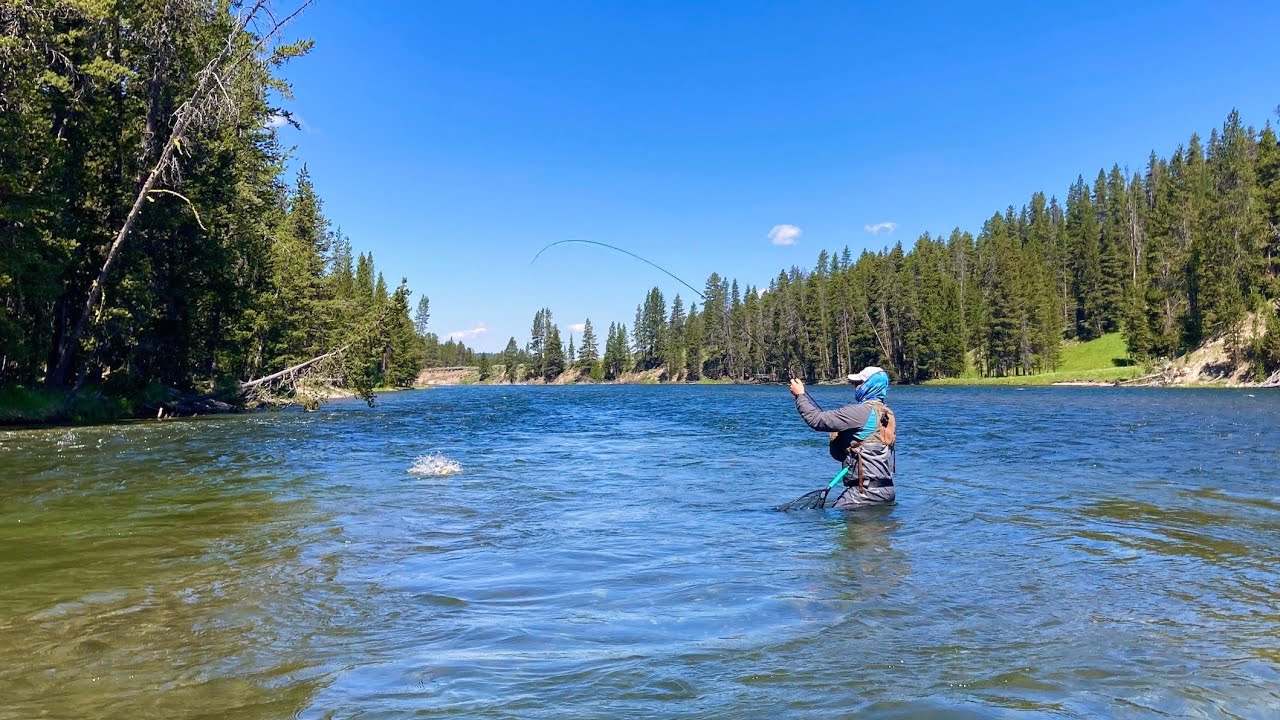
xmin=924 ymin=334 xmax=1142 ymax=386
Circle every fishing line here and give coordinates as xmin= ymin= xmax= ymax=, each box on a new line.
xmin=531 ymin=239 xmax=776 ymax=375
xmin=532 ymin=240 xmax=709 ymax=305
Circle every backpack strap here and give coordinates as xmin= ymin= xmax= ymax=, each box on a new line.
xmin=865 ymin=400 xmax=895 ymax=447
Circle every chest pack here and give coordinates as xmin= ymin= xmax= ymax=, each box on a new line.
xmin=827 ymin=400 xmax=896 ymax=492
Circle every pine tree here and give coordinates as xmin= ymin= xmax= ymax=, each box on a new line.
xmin=544 ymin=323 xmax=566 ymax=381
xmin=665 ymin=295 xmax=686 ymax=378
xmin=1181 ymin=133 xmax=1214 ymax=346
xmin=978 ymin=213 xmax=1022 ymax=375
xmin=1099 ymin=166 xmax=1131 ymax=331
xmin=729 ymin=278 xmax=744 ymax=378
xmin=1123 ymin=170 xmax=1155 ymax=359
xmin=329 ymin=232 xmax=355 ymax=301
xmin=290 ymin=166 xmax=331 ymax=263
xmin=701 ymin=274 xmax=727 ymax=378
xmin=414 ymin=296 xmax=431 ymax=337
xmin=262 ymin=168 xmax=335 ymax=368
xmin=1027 ymin=193 xmax=1066 ymax=367
xmin=1066 ymin=175 xmax=1105 ymax=339
xmin=502 ymin=337 xmax=520 ymax=383
xmin=634 ymin=287 xmax=667 ymax=370
xmin=384 ymin=280 xmax=425 ymax=386
xmin=1142 ymin=151 xmax=1184 ymax=356
xmin=579 ymin=319 xmax=600 ymax=369
xmin=355 ymin=253 xmax=375 ymax=301
xmin=684 ymin=304 xmax=703 ymax=380
xmin=947 ymin=229 xmax=978 ymax=361
xmin=528 ymin=309 xmax=546 ymax=379
xmin=603 ymin=322 xmax=631 ymax=380
xmin=1200 ymin=110 xmax=1265 ymax=356
xmin=1257 ymin=121 xmax=1280 ymax=299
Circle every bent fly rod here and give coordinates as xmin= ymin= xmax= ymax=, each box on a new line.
xmin=531 ymin=239 xmax=768 ymax=360
xmin=532 ymin=240 xmax=710 ymax=306
xmin=531 ymin=239 xmax=891 ymax=380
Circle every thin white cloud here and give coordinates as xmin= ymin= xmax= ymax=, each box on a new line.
xmin=447 ymin=323 xmax=488 ymax=341
xmin=568 ymin=322 xmax=586 ymax=333
xmin=768 ymin=224 xmax=802 ymax=246
xmin=864 ymin=222 xmax=898 ymax=235
xmin=266 ymin=112 xmax=310 ymax=133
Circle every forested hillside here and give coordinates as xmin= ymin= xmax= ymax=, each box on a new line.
xmin=517 ymin=108 xmax=1280 ymax=384
xmin=0 ymin=2 xmax=473 ymax=412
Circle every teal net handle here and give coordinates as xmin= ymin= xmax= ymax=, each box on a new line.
xmin=827 ymin=467 xmax=849 ymax=490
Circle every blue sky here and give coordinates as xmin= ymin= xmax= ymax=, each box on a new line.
xmin=275 ymin=1 xmax=1280 ymax=352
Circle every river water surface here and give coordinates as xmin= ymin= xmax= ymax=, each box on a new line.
xmin=3 ymin=386 xmax=1280 ymax=718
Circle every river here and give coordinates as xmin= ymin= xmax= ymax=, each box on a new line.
xmin=2 ymin=386 xmax=1279 ymax=718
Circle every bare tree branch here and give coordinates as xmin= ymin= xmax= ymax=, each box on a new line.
xmin=146 ymin=188 xmax=207 ymax=230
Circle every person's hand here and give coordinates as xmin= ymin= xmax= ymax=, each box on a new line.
xmin=789 ymin=378 xmax=805 ymax=397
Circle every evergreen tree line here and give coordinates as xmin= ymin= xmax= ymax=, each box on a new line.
xmin=516 ymin=108 xmax=1280 ymax=384
xmin=412 ymin=296 xmax=482 ymax=369
xmin=0 ymin=2 xmax=478 ymax=400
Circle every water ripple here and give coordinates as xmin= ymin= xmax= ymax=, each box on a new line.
xmin=2 ymin=386 xmax=1279 ymax=718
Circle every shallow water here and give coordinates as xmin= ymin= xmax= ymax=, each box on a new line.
xmin=2 ymin=386 xmax=1279 ymax=719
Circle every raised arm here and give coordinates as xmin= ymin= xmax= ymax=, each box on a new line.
xmin=789 ymin=380 xmax=871 ymax=432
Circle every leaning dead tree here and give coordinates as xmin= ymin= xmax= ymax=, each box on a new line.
xmin=49 ymin=0 xmax=316 ymax=388
xmin=156 ymin=347 xmax=345 ymax=416
xmin=153 ymin=288 xmax=411 ymax=415
xmin=1263 ymin=368 xmax=1280 ymax=388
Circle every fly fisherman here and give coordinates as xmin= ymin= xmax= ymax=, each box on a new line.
xmin=789 ymin=366 xmax=896 ymax=510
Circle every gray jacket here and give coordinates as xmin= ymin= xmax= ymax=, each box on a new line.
xmin=794 ymin=393 xmax=895 ymax=482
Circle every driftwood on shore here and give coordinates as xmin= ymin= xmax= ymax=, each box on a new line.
xmin=1120 ymin=371 xmax=1170 ymax=387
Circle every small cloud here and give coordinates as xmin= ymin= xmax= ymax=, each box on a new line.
xmin=265 ymin=112 xmax=309 ymax=132
xmin=768 ymin=224 xmax=802 ymax=246
xmin=864 ymin=222 xmax=898 ymax=235
xmin=447 ymin=323 xmax=488 ymax=341
xmin=568 ymin=322 xmax=586 ymax=333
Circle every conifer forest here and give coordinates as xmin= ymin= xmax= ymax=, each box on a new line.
xmin=3 ymin=1 xmax=1280 ymax=415
xmin=1 ymin=1 xmax=476 ymax=413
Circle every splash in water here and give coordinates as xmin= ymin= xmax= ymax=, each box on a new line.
xmin=408 ymin=453 xmax=462 ymax=477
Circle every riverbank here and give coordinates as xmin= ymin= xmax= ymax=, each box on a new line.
xmin=0 ymin=385 xmax=156 ymax=426
xmin=0 ymin=382 xmax=422 ymax=428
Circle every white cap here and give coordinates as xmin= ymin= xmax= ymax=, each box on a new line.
xmin=847 ymin=366 xmax=884 ymax=384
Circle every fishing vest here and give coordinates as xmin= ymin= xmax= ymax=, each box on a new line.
xmin=828 ymin=400 xmax=896 ymax=491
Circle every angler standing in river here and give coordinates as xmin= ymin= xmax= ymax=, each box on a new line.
xmin=789 ymin=366 xmax=897 ymax=509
